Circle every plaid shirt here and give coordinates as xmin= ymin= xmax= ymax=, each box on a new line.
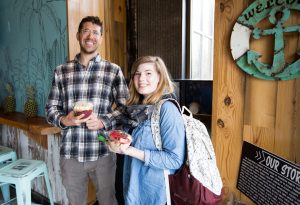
xmin=45 ymin=54 xmax=129 ymax=162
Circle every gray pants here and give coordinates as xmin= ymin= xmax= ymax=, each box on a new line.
xmin=60 ymin=153 xmax=118 ymax=205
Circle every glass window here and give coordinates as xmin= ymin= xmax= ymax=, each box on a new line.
xmin=189 ymin=0 xmax=215 ymax=80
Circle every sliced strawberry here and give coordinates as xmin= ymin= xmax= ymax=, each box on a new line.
xmin=110 ymin=130 xmax=128 ymax=140
xmin=109 ymin=130 xmax=131 ymax=144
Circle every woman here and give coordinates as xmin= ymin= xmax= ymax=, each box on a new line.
xmin=108 ymin=56 xmax=186 ymax=205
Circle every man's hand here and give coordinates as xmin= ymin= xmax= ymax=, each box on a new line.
xmin=86 ymin=113 xmax=104 ymax=130
xmin=60 ymin=111 xmax=89 ymax=126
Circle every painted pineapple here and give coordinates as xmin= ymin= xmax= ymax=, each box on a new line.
xmin=24 ymin=85 xmax=38 ymax=118
xmin=3 ymin=83 xmax=16 ymax=113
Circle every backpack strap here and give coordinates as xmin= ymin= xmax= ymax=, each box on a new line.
xmin=151 ymin=98 xmax=181 ymax=150
xmin=150 ymin=98 xmax=180 ymax=205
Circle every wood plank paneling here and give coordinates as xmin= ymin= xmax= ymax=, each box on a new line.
xmin=275 ymin=80 xmax=296 ymax=158
xmin=67 ymin=0 xmax=127 ymax=76
xmin=66 ymin=1 xmax=104 ymax=203
xmin=212 ymin=0 xmax=249 ymax=201
xmin=104 ymin=0 xmax=128 ymax=75
xmin=213 ymin=0 xmax=300 ymax=204
xmin=67 ymin=0 xmax=104 ymax=60
xmin=66 ymin=1 xmax=127 ymax=203
xmin=295 ymin=79 xmax=300 ymax=164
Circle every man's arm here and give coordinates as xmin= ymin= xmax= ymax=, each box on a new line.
xmin=45 ymin=68 xmax=66 ymax=128
xmin=100 ymin=66 xmax=129 ymax=130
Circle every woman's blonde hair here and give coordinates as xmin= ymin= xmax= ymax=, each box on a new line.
xmin=127 ymin=56 xmax=174 ymax=105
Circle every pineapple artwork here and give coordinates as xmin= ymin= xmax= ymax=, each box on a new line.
xmin=24 ymin=85 xmax=38 ymax=118
xmin=3 ymin=82 xmax=16 ymax=113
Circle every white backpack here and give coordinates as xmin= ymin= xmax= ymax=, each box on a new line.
xmin=151 ymin=98 xmax=223 ymax=196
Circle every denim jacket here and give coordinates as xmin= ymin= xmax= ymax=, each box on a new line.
xmin=123 ymin=101 xmax=186 ymax=205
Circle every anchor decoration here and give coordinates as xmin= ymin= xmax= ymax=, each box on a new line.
xmin=230 ymin=0 xmax=300 ymax=80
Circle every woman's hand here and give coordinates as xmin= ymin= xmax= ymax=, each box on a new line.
xmin=107 ymin=139 xmax=145 ymax=162
xmin=107 ymin=137 xmax=132 ymax=154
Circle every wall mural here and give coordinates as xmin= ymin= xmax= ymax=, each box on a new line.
xmin=0 ymin=0 xmax=68 ymax=116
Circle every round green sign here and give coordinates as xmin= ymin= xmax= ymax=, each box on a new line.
xmin=230 ymin=0 xmax=300 ymax=80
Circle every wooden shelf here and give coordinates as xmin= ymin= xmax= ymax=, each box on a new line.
xmin=0 ymin=112 xmax=60 ymax=135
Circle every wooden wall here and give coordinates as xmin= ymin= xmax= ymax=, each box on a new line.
xmin=66 ymin=1 xmax=127 ymax=203
xmin=212 ymin=0 xmax=300 ymax=204
xmin=65 ymin=0 xmax=300 ymax=204
xmin=67 ymin=0 xmax=128 ymax=76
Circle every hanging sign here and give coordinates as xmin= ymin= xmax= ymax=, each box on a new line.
xmin=230 ymin=0 xmax=300 ymax=80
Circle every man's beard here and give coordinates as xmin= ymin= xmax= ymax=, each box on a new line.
xmin=80 ymin=45 xmax=98 ymax=55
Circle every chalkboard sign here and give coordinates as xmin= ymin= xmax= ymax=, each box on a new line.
xmin=237 ymin=141 xmax=300 ymax=205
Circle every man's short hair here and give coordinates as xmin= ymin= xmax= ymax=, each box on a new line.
xmin=78 ymin=16 xmax=103 ymax=35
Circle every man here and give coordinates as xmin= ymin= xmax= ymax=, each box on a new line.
xmin=45 ymin=16 xmax=129 ymax=205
